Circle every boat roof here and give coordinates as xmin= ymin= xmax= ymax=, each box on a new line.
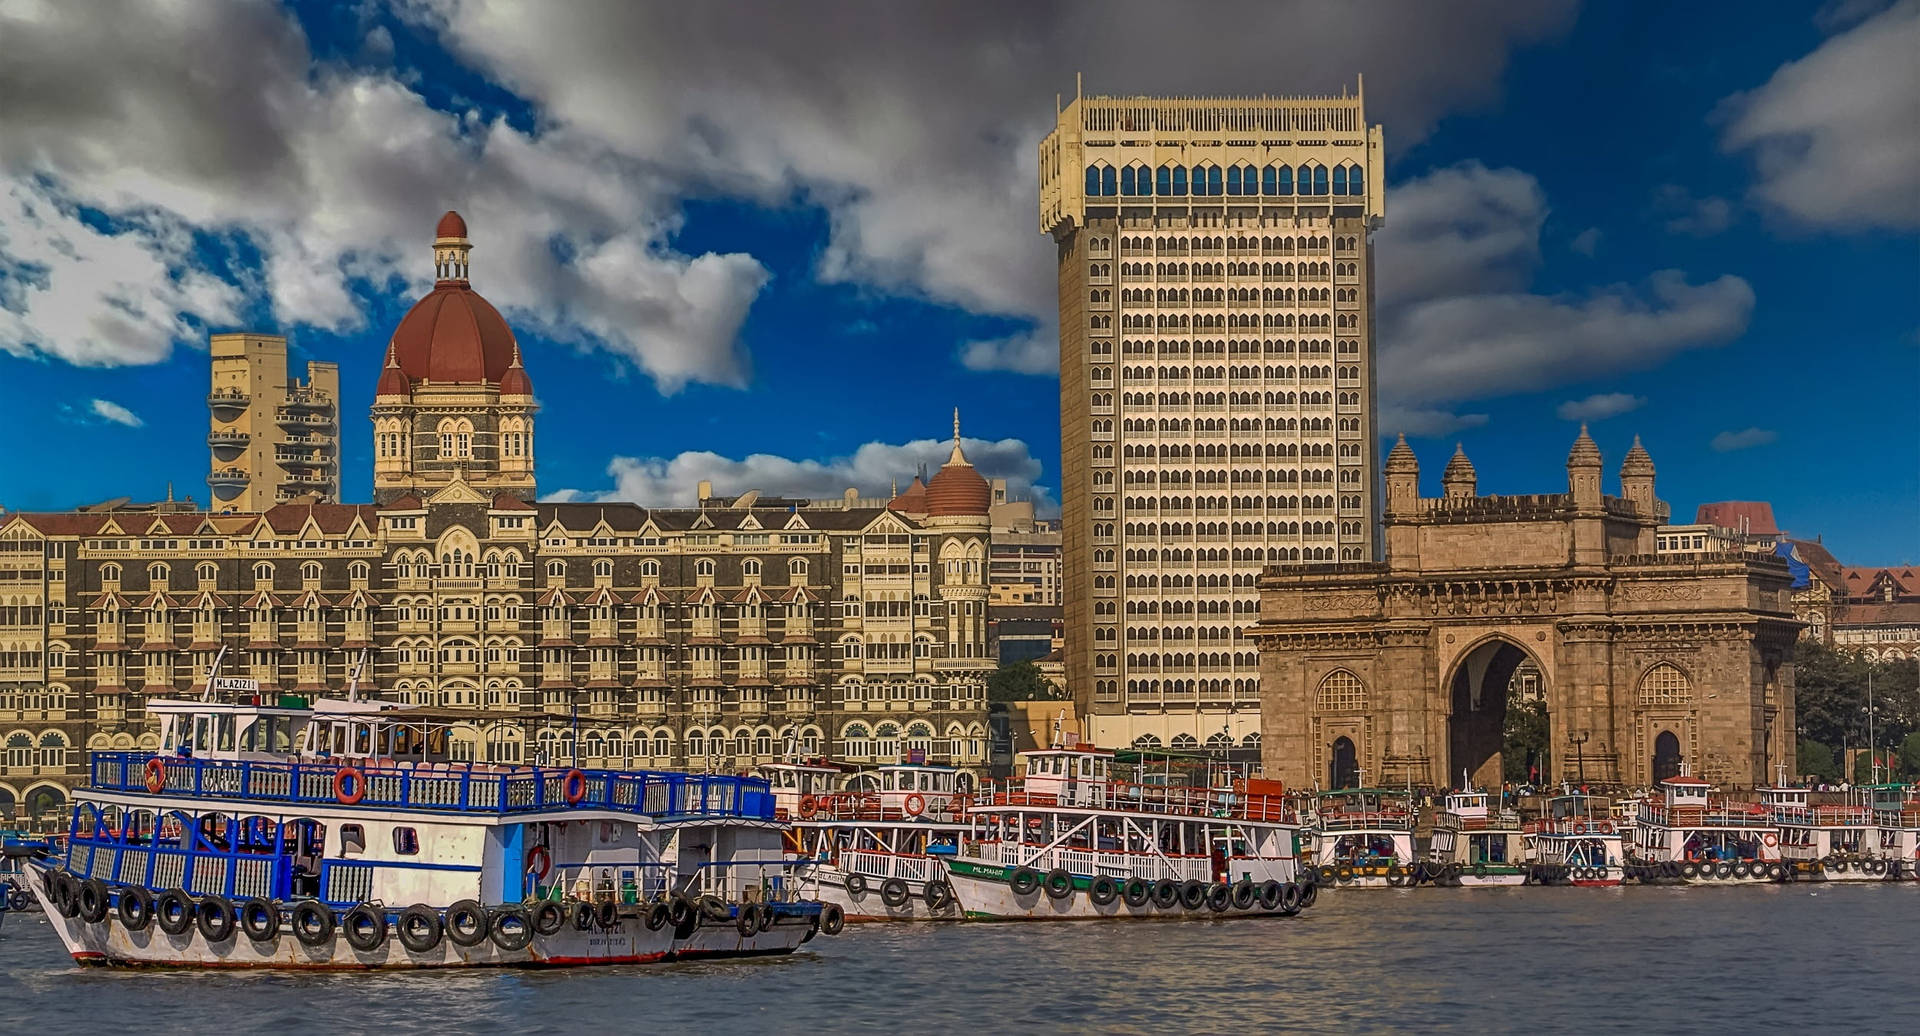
xmin=1318 ymin=787 xmax=1407 ymax=798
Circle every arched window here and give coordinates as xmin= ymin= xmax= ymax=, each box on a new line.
xmin=101 ymin=563 xmax=122 ymax=583
xmin=196 ymin=563 xmax=217 ymax=583
xmin=1120 ymin=164 xmax=1140 ymax=196
xmin=1638 ymin=663 xmax=1693 ymax=706
xmin=252 ymin=563 xmax=272 ymax=585
xmin=1332 ymin=165 xmax=1348 ymax=195
xmin=695 ymin=558 xmax=716 ymax=578
xmin=789 ymin=558 xmax=807 ymax=580
xmin=1316 ymin=669 xmax=1367 ymax=712
xmin=742 ymin=558 xmax=762 ymax=579
xmin=640 ymin=559 xmax=660 ymax=579
xmin=1085 ymin=164 xmax=1101 ymax=196
xmin=593 ymin=559 xmax=613 ymax=579
xmin=301 ymin=561 xmax=321 ymax=582
xmin=1349 ymin=165 xmax=1365 ymax=197
xmin=148 ymin=563 xmax=169 ymax=584
xmin=1100 ymin=164 xmax=1116 ymax=196
xmin=1311 ymin=164 xmax=1329 ymax=195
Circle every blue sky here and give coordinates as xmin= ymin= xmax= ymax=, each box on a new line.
xmin=1 ymin=1 xmax=1915 ymax=562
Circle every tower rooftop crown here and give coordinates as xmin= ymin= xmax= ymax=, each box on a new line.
xmin=1621 ymin=435 xmax=1655 ymax=477
xmin=1384 ymin=433 xmax=1419 ymax=474
xmin=1567 ymin=424 xmax=1602 ymax=469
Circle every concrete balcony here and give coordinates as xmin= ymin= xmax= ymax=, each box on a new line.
xmin=207 ymin=390 xmax=249 ymax=411
xmin=207 ymin=468 xmax=250 ymax=488
xmin=207 ymin=430 xmax=250 ymax=449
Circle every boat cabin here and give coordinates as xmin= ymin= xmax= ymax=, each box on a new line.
xmin=1018 ymin=747 xmax=1114 ymax=808
xmin=758 ymin=761 xmax=845 ymax=817
xmin=1660 ymin=774 xmax=1712 ymax=807
xmin=1441 ymin=790 xmax=1491 ymax=820
xmin=152 ymin=699 xmax=313 ymax=763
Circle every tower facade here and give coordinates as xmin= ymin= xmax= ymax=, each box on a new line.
xmin=1041 ymin=87 xmax=1385 ymax=750
xmin=206 ymin=333 xmax=340 ymax=511
xmin=371 ymin=211 xmax=537 ymax=504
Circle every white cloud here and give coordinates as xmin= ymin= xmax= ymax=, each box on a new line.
xmin=1373 ymin=163 xmax=1755 ymax=411
xmin=960 ymin=326 xmax=1058 ymax=376
xmin=1720 ymin=0 xmax=1920 ymax=229
xmin=0 ymin=1 xmax=769 ymax=387
xmin=1655 ymin=185 xmax=1737 ymax=236
xmin=87 ymin=398 xmax=144 ymax=427
xmin=1556 ymin=392 xmax=1646 ymax=422
xmin=1711 ymin=427 xmax=1778 ymax=452
xmin=1377 ymin=407 xmax=1490 ymax=439
xmin=1569 ymin=228 xmax=1602 ymax=256
xmin=553 ymin=436 xmax=1055 ymax=514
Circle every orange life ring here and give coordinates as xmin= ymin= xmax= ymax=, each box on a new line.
xmin=526 ymin=844 xmax=552 ymax=882
xmin=799 ymin=795 xmax=819 ymax=819
xmin=144 ymin=758 xmax=167 ymax=794
xmin=1761 ymin=832 xmax=1779 ymax=847
xmin=1574 ymin=822 xmax=1588 ymax=834
xmin=904 ymin=793 xmax=927 ymax=817
xmin=334 ymin=766 xmax=366 ymax=805
xmin=563 ymin=769 xmax=588 ymax=805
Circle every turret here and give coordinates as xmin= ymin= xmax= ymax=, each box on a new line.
xmin=1441 ymin=443 xmax=1477 ymax=500
xmin=1566 ymin=424 xmax=1603 ymax=509
xmin=1620 ymin=435 xmax=1656 ymax=510
xmin=1384 ymin=434 xmax=1419 ymax=516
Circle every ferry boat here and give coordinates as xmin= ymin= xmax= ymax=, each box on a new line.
xmin=1424 ymin=789 xmax=1527 ymax=887
xmin=1528 ymin=793 xmax=1624 ymax=886
xmin=1302 ymin=788 xmax=1418 ymax=889
xmin=942 ymin=746 xmax=1313 ymax=920
xmin=763 ymin=759 xmax=969 ymax=922
xmin=27 ymin=692 xmax=835 ymax=968
xmin=1627 ymin=774 xmax=1783 ymax=884
xmin=1865 ymin=784 xmax=1920 ymax=881
xmin=1764 ymin=784 xmax=1884 ymax=883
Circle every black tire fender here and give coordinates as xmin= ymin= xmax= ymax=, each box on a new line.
xmin=445 ymin=899 xmax=490 ymax=947
xmin=397 ymin=904 xmax=443 ymax=954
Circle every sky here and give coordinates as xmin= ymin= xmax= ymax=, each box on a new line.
xmin=0 ymin=0 xmax=1915 ymax=562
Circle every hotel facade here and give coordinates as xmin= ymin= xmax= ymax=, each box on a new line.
xmin=0 ymin=213 xmax=993 ymax=829
xmin=1040 ymin=86 xmax=1385 ymax=752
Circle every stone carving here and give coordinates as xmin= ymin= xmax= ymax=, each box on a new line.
xmin=1304 ymin=593 xmax=1376 ymax=613
xmin=1618 ymin=583 xmax=1703 ymax=602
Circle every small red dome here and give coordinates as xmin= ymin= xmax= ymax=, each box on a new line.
xmin=498 ymin=356 xmax=533 ymax=397
xmin=374 ymin=352 xmax=411 ymax=397
xmin=436 ymin=209 xmax=468 ymax=239
xmin=389 ymin=285 xmax=518 ymax=384
xmin=927 ymin=449 xmax=990 ymax=517
xmin=888 ymin=476 xmax=929 ymax=514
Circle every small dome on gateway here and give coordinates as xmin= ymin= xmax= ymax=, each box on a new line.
xmin=435 ymin=209 xmax=468 ymax=239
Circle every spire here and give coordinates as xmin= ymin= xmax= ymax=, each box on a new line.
xmin=1384 ymin=433 xmax=1418 ymax=474
xmin=374 ymin=345 xmax=411 ymax=397
xmin=947 ymin=406 xmax=969 ymax=465
xmin=1441 ymin=442 xmax=1476 ymax=499
xmin=1621 ymin=434 xmax=1655 ymax=477
xmin=1567 ymin=423 xmax=1602 ymax=469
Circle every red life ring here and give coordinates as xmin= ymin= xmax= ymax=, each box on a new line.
xmin=1574 ymin=822 xmax=1589 ymax=834
xmin=1761 ymin=832 xmax=1779 ymax=847
xmin=563 ymin=769 xmax=588 ymax=805
xmin=526 ymin=844 xmax=552 ymax=882
xmin=334 ymin=766 xmax=366 ymax=805
xmin=799 ymin=795 xmax=820 ymax=819
xmin=904 ymin=793 xmax=927 ymax=817
xmin=144 ymin=758 xmax=167 ymax=794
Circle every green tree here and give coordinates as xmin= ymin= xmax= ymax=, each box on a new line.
xmin=1793 ymin=641 xmax=1920 ymax=757
xmin=1502 ymin=686 xmax=1549 ymax=785
xmin=987 ymin=660 xmax=1062 ymax=703
xmin=1797 ymin=738 xmax=1839 ymax=782
xmin=1899 ymin=731 xmax=1920 ymax=778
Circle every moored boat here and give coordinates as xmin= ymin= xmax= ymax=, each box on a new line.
xmin=1424 ymin=789 xmax=1527 ymax=887
xmin=1302 ymin=788 xmax=1418 ymax=889
xmin=1627 ymin=774 xmax=1783 ymax=884
xmin=1528 ymin=793 xmax=1625 ymax=886
xmin=1865 ymin=784 xmax=1920 ymax=881
xmin=28 ymin=693 xmax=835 ymax=968
xmin=764 ymin=760 xmax=970 ymax=922
xmin=943 ymin=746 xmax=1314 ymax=920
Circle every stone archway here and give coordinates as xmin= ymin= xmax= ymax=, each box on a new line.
xmin=1446 ymin=636 xmax=1544 ymax=791
xmin=1329 ymin=736 xmax=1359 ymax=789
xmin=1652 ymin=730 xmax=1682 ymax=783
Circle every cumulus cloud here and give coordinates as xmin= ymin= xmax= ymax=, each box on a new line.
xmin=1568 ymin=228 xmax=1602 ymax=256
xmin=1377 ymin=407 xmax=1490 ymax=439
xmin=0 ymin=0 xmax=769 ymax=387
xmin=1373 ymin=162 xmax=1754 ymax=423
xmin=1711 ymin=427 xmax=1778 ymax=452
xmin=1655 ymin=184 xmax=1737 ymax=236
xmin=960 ymin=327 xmax=1058 ymax=376
xmin=1556 ymin=392 xmax=1646 ymax=422
xmin=87 ymin=398 xmax=144 ymax=427
xmin=1720 ymin=0 xmax=1920 ymax=229
xmin=550 ymin=436 xmax=1055 ymax=513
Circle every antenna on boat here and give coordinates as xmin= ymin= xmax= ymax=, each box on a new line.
xmin=200 ymin=644 xmax=228 ymax=702
xmin=345 ymin=647 xmax=369 ymax=702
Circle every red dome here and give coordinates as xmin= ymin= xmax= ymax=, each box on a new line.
xmin=926 ymin=448 xmax=990 ymax=517
xmin=498 ymin=354 xmax=533 ymax=396
xmin=888 ymin=476 xmax=929 ymax=514
xmin=436 ymin=209 xmax=468 ymax=239
xmin=389 ymin=285 xmax=518 ymax=384
xmin=374 ymin=351 xmax=411 ymax=397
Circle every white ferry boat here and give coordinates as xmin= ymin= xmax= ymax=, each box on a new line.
xmin=1424 ymin=790 xmax=1527 ymax=887
xmin=763 ymin=759 xmax=969 ymax=922
xmin=1529 ymin=793 xmax=1624 ymax=886
xmin=943 ymin=746 xmax=1313 ymax=920
xmin=1764 ymin=784 xmax=1885 ymax=883
xmin=1628 ymin=774 xmax=1783 ymax=884
xmin=1865 ymin=784 xmax=1920 ymax=881
xmin=28 ymin=694 xmax=834 ymax=967
xmin=1302 ymin=789 xmax=1418 ymax=889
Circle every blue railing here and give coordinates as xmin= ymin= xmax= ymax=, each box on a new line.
xmin=89 ymin=752 xmax=776 ymax=822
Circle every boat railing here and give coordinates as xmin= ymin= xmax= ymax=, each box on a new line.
xmin=1872 ymin=807 xmax=1920 ymax=829
xmin=837 ymin=848 xmax=946 ymax=885
xmin=1314 ymin=810 xmax=1413 ymax=832
xmin=971 ymin=781 xmax=1297 ymax=824
xmin=1433 ymin=808 xmax=1522 ymax=832
xmin=689 ymin=859 xmax=809 ymax=904
xmin=89 ymin=751 xmax=774 ymax=822
xmin=1525 ymin=818 xmax=1616 ymax=836
xmin=1637 ymin=801 xmax=1770 ymax=828
xmin=538 ymin=859 xmax=676 ymax=904
xmin=962 ymin=837 xmax=1213 ymax=883
xmin=1773 ymin=804 xmax=1873 ymax=827
xmin=794 ymin=791 xmax=968 ymax=823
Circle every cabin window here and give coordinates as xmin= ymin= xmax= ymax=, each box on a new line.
xmin=339 ymin=825 xmax=366 ymax=856
xmin=393 ymin=827 xmax=420 ymax=855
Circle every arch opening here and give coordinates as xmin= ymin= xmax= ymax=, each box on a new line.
xmin=1329 ymin=736 xmax=1359 ymax=790
xmin=1447 ymin=638 xmax=1546 ymax=790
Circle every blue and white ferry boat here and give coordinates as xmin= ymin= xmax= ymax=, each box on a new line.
xmin=26 ymin=689 xmax=835 ymax=968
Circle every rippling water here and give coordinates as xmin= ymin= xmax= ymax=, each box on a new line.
xmin=2 ymin=884 xmax=1915 ymax=1034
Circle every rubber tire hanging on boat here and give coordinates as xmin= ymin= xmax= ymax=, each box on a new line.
xmin=1299 ymin=881 xmax=1319 ymax=908
xmin=1258 ymin=880 xmax=1283 ymax=910
xmin=1230 ymin=881 xmax=1257 ymax=910
xmin=1043 ymin=869 xmax=1075 ymax=900
xmin=1205 ymin=883 xmax=1232 ymax=912
xmin=667 ymin=893 xmax=697 ymax=931
xmin=6 ymin=884 xmax=29 ymax=912
xmin=736 ymin=904 xmax=760 ymax=938
xmin=1385 ymin=866 xmax=1406 ymax=887
xmin=1008 ymin=868 xmax=1041 ymax=896
xmin=596 ymin=899 xmax=621 ymax=927
xmin=573 ymin=900 xmax=596 ymax=931
xmin=156 ymin=888 xmax=196 ymax=935
xmin=490 ymin=906 xmax=534 ymax=951
xmin=880 ymin=878 xmax=912 ymax=908
xmin=1179 ymin=880 xmax=1207 ymax=910
xmin=644 ymin=901 xmax=670 ymax=931
xmin=78 ymin=878 xmax=110 ymax=924
xmin=55 ymin=873 xmax=82 ymax=918
xmin=445 ymin=900 xmax=490 ymax=947
xmin=1121 ymin=877 xmax=1151 ymax=908
xmin=820 ymin=903 xmax=845 ymax=936
xmin=342 ymin=903 xmax=387 ymax=952
xmin=398 ymin=904 xmax=443 ymax=953
xmin=1151 ymin=879 xmax=1180 ymax=909
xmin=291 ymin=900 xmax=334 ymax=947
xmin=117 ymin=885 xmax=154 ymax=931
xmin=1335 ymin=865 xmax=1355 ymax=884
xmin=844 ymin=872 xmax=870 ymax=898
xmin=532 ymin=900 xmax=567 ymax=936
xmin=759 ymin=903 xmax=777 ymax=932
xmin=1088 ymin=875 xmax=1119 ymax=906
xmin=196 ymin=896 xmax=237 ymax=943
xmin=924 ymin=880 xmax=954 ymax=910
xmin=239 ymin=897 xmax=279 ymax=941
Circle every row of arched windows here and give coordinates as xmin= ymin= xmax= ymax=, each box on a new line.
xmin=1086 ymin=161 xmax=1365 ymax=198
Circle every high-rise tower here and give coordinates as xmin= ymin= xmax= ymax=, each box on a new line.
xmin=1040 ymin=85 xmax=1384 ymax=751
xmin=206 ymin=333 xmax=339 ymax=511
xmin=371 ymin=211 xmax=537 ymax=504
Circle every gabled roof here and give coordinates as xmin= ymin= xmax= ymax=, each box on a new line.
xmin=491 ymin=494 xmax=536 ymax=511
xmin=262 ymin=502 xmax=382 ymax=535
xmin=1694 ymin=501 xmax=1779 ymax=536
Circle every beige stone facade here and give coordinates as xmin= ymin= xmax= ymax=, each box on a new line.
xmin=1043 ymin=87 xmax=1386 ymax=752
xmin=1251 ymin=430 xmax=1803 ymax=791
xmin=207 ymin=333 xmax=340 ymax=510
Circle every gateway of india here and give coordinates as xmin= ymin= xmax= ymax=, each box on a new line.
xmin=1251 ymin=428 xmax=1802 ymax=791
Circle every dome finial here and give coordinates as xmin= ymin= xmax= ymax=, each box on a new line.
xmin=948 ymin=406 xmax=967 ymax=465
xmin=434 ymin=210 xmax=472 ymax=284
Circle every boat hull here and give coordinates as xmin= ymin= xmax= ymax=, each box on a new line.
xmin=800 ymin=864 xmax=962 ymax=923
xmin=30 ymin=866 xmax=815 ymax=969
xmin=944 ymin=860 xmax=1311 ymax=921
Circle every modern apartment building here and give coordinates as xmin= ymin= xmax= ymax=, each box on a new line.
xmin=1040 ymin=85 xmax=1385 ymax=749
xmin=207 ymin=333 xmax=339 ymax=511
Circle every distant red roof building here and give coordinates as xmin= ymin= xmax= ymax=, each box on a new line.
xmin=1694 ymin=501 xmax=1779 ymax=537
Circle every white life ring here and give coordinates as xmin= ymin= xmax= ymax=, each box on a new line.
xmin=1761 ymin=832 xmax=1779 ymax=847
xmin=904 ymin=793 xmax=927 ymax=817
